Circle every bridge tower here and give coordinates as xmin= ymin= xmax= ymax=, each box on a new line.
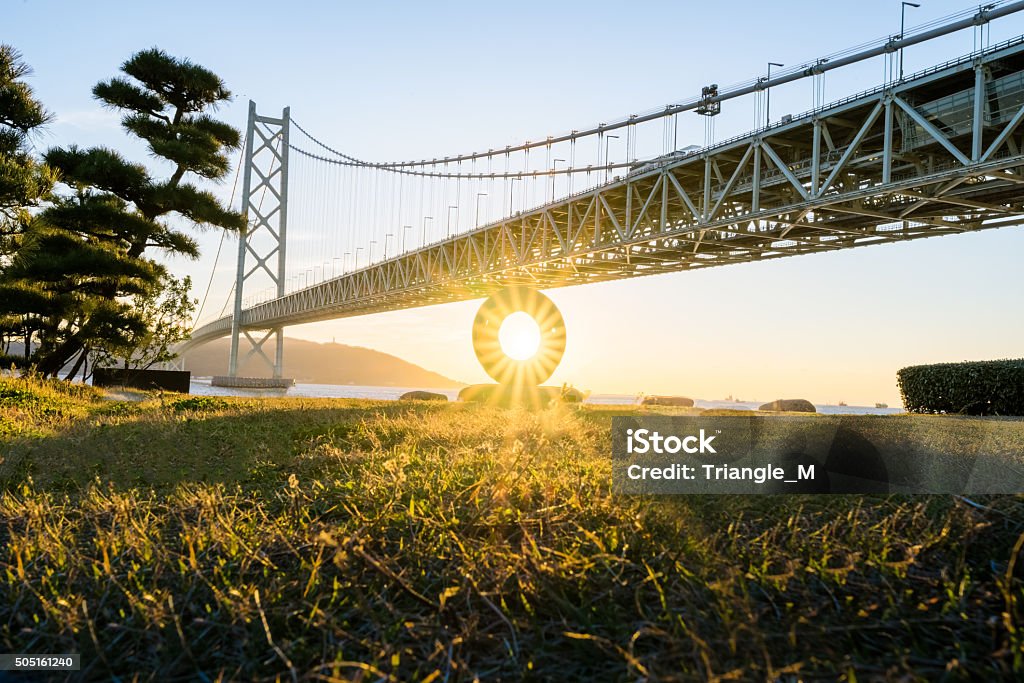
xmin=226 ymin=101 xmax=292 ymax=384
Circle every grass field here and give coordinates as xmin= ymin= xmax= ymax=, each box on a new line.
xmin=1 ymin=376 xmax=1023 ymax=681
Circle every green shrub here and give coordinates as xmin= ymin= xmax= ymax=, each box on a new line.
xmin=0 ymin=376 xmax=101 ymax=405
xmin=897 ymin=359 xmax=1024 ymax=415
xmin=0 ymin=385 xmax=43 ymax=407
xmin=169 ymin=396 xmax=230 ymax=413
xmin=96 ymin=401 xmax=144 ymax=418
xmin=0 ymin=381 xmax=71 ymax=417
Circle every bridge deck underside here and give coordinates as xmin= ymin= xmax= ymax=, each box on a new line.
xmin=189 ymin=39 xmax=1024 ymax=347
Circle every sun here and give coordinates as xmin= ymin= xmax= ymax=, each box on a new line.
xmin=498 ymin=311 xmax=542 ymax=361
xmin=472 ymin=287 xmax=567 ymax=386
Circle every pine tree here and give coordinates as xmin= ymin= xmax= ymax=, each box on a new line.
xmin=0 ymin=45 xmax=56 ymax=360
xmin=1 ymin=48 xmax=245 ymax=376
xmin=0 ymin=45 xmax=54 ymax=237
xmin=89 ymin=272 xmax=197 ymax=374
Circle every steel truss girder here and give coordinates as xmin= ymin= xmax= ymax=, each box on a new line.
xmin=187 ymin=40 xmax=1024 ymax=350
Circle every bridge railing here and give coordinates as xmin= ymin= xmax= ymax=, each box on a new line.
xmin=688 ymin=35 xmax=1024 ymax=162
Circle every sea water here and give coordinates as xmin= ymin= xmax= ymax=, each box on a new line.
xmin=187 ymin=377 xmax=903 ymax=414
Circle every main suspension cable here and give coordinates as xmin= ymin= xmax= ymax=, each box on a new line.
xmin=287 ymin=1 xmax=1024 ymax=171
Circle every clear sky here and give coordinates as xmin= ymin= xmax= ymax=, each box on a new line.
xmin=8 ymin=0 xmax=1024 ymax=406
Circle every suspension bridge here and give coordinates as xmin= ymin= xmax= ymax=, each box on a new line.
xmin=182 ymin=2 xmax=1024 ymax=384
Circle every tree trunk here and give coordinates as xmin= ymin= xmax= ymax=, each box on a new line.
xmin=34 ymin=333 xmax=85 ymax=378
xmin=65 ymin=349 xmax=87 ymax=382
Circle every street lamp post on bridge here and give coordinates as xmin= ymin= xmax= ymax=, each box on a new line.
xmin=447 ymin=205 xmax=458 ymax=238
xmin=422 ymin=216 xmax=433 ymax=247
xmin=900 ymin=2 xmax=921 ymax=80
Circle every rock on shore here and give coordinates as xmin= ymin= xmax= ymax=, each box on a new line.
xmin=642 ymin=395 xmax=694 ymax=407
xmin=758 ymin=398 xmax=816 ymax=413
xmin=399 ymin=390 xmax=448 ymax=401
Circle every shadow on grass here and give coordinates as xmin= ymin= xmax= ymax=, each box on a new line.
xmin=0 ymin=398 xmax=457 ymax=491
xmin=1 ymin=395 xmax=1023 ymax=679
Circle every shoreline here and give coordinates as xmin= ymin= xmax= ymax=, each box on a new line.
xmin=186 ymin=377 xmax=905 ymax=414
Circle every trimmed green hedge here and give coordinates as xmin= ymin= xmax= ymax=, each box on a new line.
xmin=897 ymin=359 xmax=1024 ymax=416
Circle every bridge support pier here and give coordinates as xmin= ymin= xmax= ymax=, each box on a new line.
xmin=227 ymin=101 xmax=292 ymax=383
xmin=274 ymin=326 xmax=284 ymax=379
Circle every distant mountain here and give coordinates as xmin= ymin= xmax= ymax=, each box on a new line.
xmin=182 ymin=337 xmax=463 ymax=388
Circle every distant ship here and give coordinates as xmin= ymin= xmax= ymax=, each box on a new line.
xmin=875 ymin=402 xmax=888 ymax=409
xmin=837 ymin=400 xmax=847 ymax=407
